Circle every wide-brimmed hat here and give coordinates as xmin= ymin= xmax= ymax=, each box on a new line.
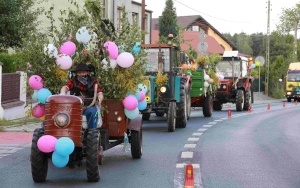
xmin=72 ymin=63 xmax=91 ymax=72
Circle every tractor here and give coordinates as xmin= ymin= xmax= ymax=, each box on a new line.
xmin=213 ymin=51 xmax=254 ymax=111
xmin=30 ymin=86 xmax=142 ymax=182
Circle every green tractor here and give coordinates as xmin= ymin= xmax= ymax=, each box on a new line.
xmin=140 ymin=43 xmax=215 ymax=132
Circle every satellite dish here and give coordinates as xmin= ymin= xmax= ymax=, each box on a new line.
xmin=255 ymin=56 xmax=265 ymax=66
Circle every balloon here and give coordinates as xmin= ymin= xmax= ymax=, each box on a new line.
xmin=101 ymin=58 xmax=109 ymax=71
xmin=110 ymin=59 xmax=117 ymax=69
xmin=55 ymin=137 xmax=75 ymax=156
xmin=59 ymin=41 xmax=76 ymax=56
xmin=182 ymin=64 xmax=188 ymax=70
xmin=76 ymin=26 xmax=91 ymax=44
xmin=208 ymin=78 xmax=214 ymax=84
xmin=139 ymin=91 xmax=145 ymax=102
xmin=123 ymin=95 xmax=138 ymax=111
xmin=134 ymin=91 xmax=141 ymax=101
xmin=124 ymin=108 xmax=139 ymax=120
xmin=37 ymin=135 xmax=57 ymax=153
xmin=137 ymin=84 xmax=148 ymax=93
xmin=131 ymin=42 xmax=141 ymax=55
xmin=32 ymin=90 xmax=39 ymax=101
xmin=44 ymin=44 xmax=58 ymax=58
xmin=117 ymin=52 xmax=134 ymax=68
xmin=37 ymin=88 xmax=52 ymax=104
xmin=104 ymin=41 xmax=119 ymax=59
xmin=52 ymin=151 xmax=69 ymax=168
xmin=204 ymin=74 xmax=210 ymax=81
xmin=255 ymin=61 xmax=261 ymax=67
xmin=32 ymin=103 xmax=45 ymax=118
xmin=29 ymin=75 xmax=43 ymax=90
xmin=56 ymin=54 xmax=72 ymax=70
xmin=204 ymin=81 xmax=209 ymax=88
xmin=251 ymin=64 xmax=256 ymax=69
xmin=138 ymin=100 xmax=147 ymax=110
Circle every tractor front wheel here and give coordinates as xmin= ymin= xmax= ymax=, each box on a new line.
xmin=203 ymin=94 xmax=213 ymax=117
xmin=131 ymin=130 xmax=143 ymax=158
xmin=236 ymin=89 xmax=245 ymax=111
xmin=86 ymin=129 xmax=100 ymax=182
xmin=167 ymin=102 xmax=176 ymax=132
xmin=176 ymin=82 xmax=188 ymax=128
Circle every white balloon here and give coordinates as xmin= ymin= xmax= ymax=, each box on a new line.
xmin=208 ymin=78 xmax=214 ymax=84
xmin=218 ymin=74 xmax=224 ymax=80
xmin=110 ymin=59 xmax=117 ymax=69
xmin=204 ymin=81 xmax=209 ymax=88
xmin=76 ymin=26 xmax=91 ymax=44
xmin=44 ymin=44 xmax=58 ymax=58
xmin=101 ymin=58 xmax=109 ymax=71
xmin=204 ymin=74 xmax=210 ymax=81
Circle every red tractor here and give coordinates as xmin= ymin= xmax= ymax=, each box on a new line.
xmin=213 ymin=51 xmax=254 ymax=111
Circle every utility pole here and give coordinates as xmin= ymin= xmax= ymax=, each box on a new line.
xmin=294 ymin=20 xmax=298 ymax=61
xmin=265 ymin=0 xmax=271 ymax=96
xmin=141 ymin=0 xmax=146 ymax=43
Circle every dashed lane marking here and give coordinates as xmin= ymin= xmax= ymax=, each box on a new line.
xmin=176 ymin=163 xmax=200 ymax=169
xmin=187 ymin=138 xmax=200 ymax=142
xmin=197 ymin=128 xmax=207 ymax=132
xmin=184 ymin=144 xmax=197 ymax=148
xmin=181 ymin=151 xmax=193 ymax=158
xmin=202 ymin=124 xmax=213 ymax=128
xmin=208 ymin=122 xmax=217 ymax=124
xmin=192 ymin=133 xmax=203 ymax=136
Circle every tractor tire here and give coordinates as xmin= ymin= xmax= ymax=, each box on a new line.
xmin=31 ymin=128 xmax=48 ymax=183
xmin=287 ymin=98 xmax=291 ymax=102
xmin=203 ymin=94 xmax=213 ymax=117
xmin=86 ymin=129 xmax=100 ymax=182
xmin=243 ymin=86 xmax=252 ymax=110
xmin=155 ymin=112 xmax=165 ymax=117
xmin=167 ymin=102 xmax=176 ymax=132
xmin=213 ymin=101 xmax=223 ymax=111
xmin=186 ymin=87 xmax=192 ymax=120
xmin=176 ymin=81 xmax=188 ymax=128
xmin=236 ymin=89 xmax=245 ymax=111
xmin=130 ymin=130 xmax=143 ymax=159
xmin=142 ymin=113 xmax=150 ymax=121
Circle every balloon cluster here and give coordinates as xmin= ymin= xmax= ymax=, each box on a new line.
xmin=123 ymin=84 xmax=148 ymax=119
xmin=37 ymin=136 xmax=75 ymax=168
xmin=248 ymin=63 xmax=256 ymax=70
xmin=28 ymin=75 xmax=52 ymax=119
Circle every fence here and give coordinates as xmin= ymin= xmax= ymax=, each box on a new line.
xmin=0 ymin=62 xmax=31 ymax=120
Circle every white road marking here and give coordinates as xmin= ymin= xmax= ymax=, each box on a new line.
xmin=176 ymin=163 xmax=200 ymax=168
xmin=214 ymin=119 xmax=223 ymax=122
xmin=187 ymin=137 xmax=200 ymax=142
xmin=197 ymin=128 xmax=207 ymax=132
xmin=181 ymin=151 xmax=193 ymax=158
xmin=208 ymin=122 xmax=217 ymax=124
xmin=184 ymin=144 xmax=197 ymax=148
xmin=192 ymin=132 xmax=203 ymax=136
xmin=203 ymin=124 xmax=212 ymax=128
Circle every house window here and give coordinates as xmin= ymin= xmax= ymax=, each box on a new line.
xmin=132 ymin=12 xmax=139 ymax=24
xmin=117 ymin=7 xmax=123 ymax=30
xmin=192 ymin=25 xmax=199 ymax=31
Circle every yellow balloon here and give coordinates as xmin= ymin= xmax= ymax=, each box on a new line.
xmin=39 ymin=116 xmax=45 ymax=120
xmin=255 ymin=61 xmax=261 ymax=67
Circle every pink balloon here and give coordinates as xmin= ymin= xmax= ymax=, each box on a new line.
xmin=123 ymin=95 xmax=138 ymax=111
xmin=37 ymin=135 xmax=58 ymax=153
xmin=117 ymin=52 xmax=134 ymax=68
xmin=104 ymin=41 xmax=119 ymax=59
xmin=139 ymin=91 xmax=145 ymax=102
xmin=56 ymin=54 xmax=73 ymax=70
xmin=59 ymin=41 xmax=76 ymax=56
xmin=29 ymin=75 xmax=43 ymax=90
xmin=32 ymin=103 xmax=45 ymax=118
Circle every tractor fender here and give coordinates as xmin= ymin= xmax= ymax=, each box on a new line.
xmin=128 ymin=117 xmax=142 ymax=131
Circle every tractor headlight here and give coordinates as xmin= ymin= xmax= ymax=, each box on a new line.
xmin=222 ymin=85 xmax=226 ymax=89
xmin=287 ymin=91 xmax=292 ymax=95
xmin=54 ymin=113 xmax=70 ymax=127
xmin=160 ymin=86 xmax=167 ymax=93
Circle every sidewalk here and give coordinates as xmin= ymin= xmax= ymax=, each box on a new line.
xmin=2 ymin=92 xmax=285 ymax=132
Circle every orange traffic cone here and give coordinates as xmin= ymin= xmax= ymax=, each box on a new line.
xmin=267 ymin=103 xmax=270 ymax=110
xmin=248 ymin=105 xmax=252 ymax=113
xmin=283 ymin=101 xmax=286 ymax=107
xmin=184 ymin=164 xmax=194 ymax=188
xmin=228 ymin=109 xmax=232 ymax=118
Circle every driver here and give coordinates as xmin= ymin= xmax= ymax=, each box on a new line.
xmin=60 ymin=62 xmax=103 ymax=129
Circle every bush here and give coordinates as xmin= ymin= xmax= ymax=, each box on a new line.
xmin=0 ymin=53 xmax=17 ymax=73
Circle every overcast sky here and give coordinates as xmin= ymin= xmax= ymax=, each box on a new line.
xmin=139 ymin=0 xmax=299 ymax=35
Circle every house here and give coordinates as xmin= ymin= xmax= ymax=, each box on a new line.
xmin=151 ymin=15 xmax=238 ymax=54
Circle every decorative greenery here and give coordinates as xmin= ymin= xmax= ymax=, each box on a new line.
xmin=155 ymin=71 xmax=168 ymax=88
xmin=17 ymin=0 xmax=147 ymax=99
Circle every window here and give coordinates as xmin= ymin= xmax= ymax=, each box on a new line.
xmin=192 ymin=25 xmax=199 ymax=31
xmin=117 ymin=7 xmax=123 ymax=30
xmin=132 ymin=12 xmax=139 ymax=24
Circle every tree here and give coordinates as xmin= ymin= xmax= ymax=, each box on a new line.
xmin=234 ymin=33 xmax=253 ymax=55
xmin=0 ymin=0 xmax=44 ymax=50
xmin=158 ymin=0 xmax=180 ymax=44
xmin=276 ymin=3 xmax=300 ymax=61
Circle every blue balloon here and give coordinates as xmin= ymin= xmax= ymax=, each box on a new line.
xmin=52 ymin=151 xmax=69 ymax=168
xmin=124 ymin=108 xmax=139 ymax=120
xmin=131 ymin=42 xmax=141 ymax=55
xmin=32 ymin=90 xmax=39 ymax=101
xmin=37 ymin=88 xmax=52 ymax=104
xmin=138 ymin=100 xmax=147 ymax=110
xmin=135 ymin=91 xmax=141 ymax=101
xmin=137 ymin=84 xmax=148 ymax=94
xmin=55 ymin=137 xmax=75 ymax=156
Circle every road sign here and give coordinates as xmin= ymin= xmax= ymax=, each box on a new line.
xmin=255 ymin=56 xmax=265 ymax=66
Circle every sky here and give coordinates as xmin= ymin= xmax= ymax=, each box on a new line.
xmin=138 ymin=0 xmax=300 ymax=35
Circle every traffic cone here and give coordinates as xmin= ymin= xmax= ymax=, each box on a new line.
xmin=248 ymin=105 xmax=252 ymax=113
xmin=184 ymin=164 xmax=194 ymax=188
xmin=283 ymin=101 xmax=286 ymax=107
xmin=228 ymin=109 xmax=232 ymax=118
xmin=295 ymin=100 xmax=298 ymax=105
xmin=267 ymin=103 xmax=270 ymax=110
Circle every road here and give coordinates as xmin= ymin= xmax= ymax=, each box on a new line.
xmin=0 ymin=101 xmax=299 ymax=188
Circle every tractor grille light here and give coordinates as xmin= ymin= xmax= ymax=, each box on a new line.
xmin=54 ymin=113 xmax=70 ymax=127
xmin=160 ymin=86 xmax=167 ymax=93
xmin=287 ymin=91 xmax=292 ymax=95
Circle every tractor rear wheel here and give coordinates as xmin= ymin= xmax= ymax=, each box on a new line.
xmin=167 ymin=102 xmax=176 ymax=132
xmin=176 ymin=81 xmax=187 ymax=128
xmin=31 ymin=128 xmax=48 ymax=183
xmin=186 ymin=87 xmax=191 ymax=120
xmin=203 ymin=94 xmax=213 ymax=117
xmin=236 ymin=89 xmax=244 ymax=111
xmin=86 ymin=129 xmax=100 ymax=182
xmin=142 ymin=113 xmax=150 ymax=120
xmin=131 ymin=130 xmax=143 ymax=158
xmin=155 ymin=112 xmax=165 ymax=117
xmin=243 ymin=86 xmax=252 ymax=110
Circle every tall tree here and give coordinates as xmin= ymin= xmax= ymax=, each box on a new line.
xmin=276 ymin=3 xmax=300 ymax=61
xmin=158 ymin=0 xmax=180 ymax=44
xmin=0 ymin=0 xmax=43 ymax=50
xmin=234 ymin=33 xmax=253 ymax=55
